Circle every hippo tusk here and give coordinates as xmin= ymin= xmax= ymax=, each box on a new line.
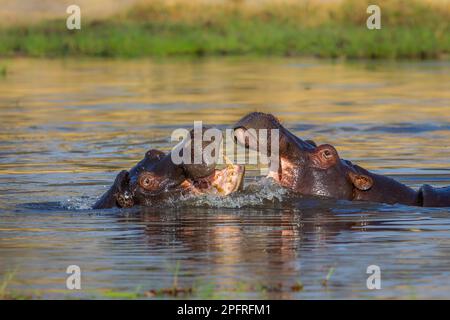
xmin=223 ymin=154 xmax=235 ymax=169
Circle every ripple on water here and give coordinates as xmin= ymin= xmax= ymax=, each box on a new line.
xmin=1 ymin=58 xmax=450 ymax=299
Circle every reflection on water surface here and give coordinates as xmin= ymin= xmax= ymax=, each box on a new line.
xmin=0 ymin=58 xmax=449 ymax=299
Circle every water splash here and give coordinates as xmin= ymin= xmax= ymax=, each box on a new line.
xmin=167 ymin=177 xmax=287 ymax=208
xmin=63 ymin=195 xmax=97 ymax=210
xmin=58 ymin=178 xmax=286 ymax=210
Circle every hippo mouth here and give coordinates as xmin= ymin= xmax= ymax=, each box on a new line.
xmin=181 ymin=163 xmax=245 ymax=196
xmin=234 ymin=126 xmax=290 ymax=184
xmin=137 ymin=162 xmax=245 ymax=198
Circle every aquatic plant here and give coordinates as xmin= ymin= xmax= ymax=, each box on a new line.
xmin=322 ymin=267 xmax=336 ymax=287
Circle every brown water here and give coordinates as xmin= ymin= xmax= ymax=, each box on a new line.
xmin=0 ymin=58 xmax=449 ymax=299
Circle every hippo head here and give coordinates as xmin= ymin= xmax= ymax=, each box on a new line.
xmin=106 ymin=128 xmax=245 ymax=208
xmin=233 ymin=112 xmax=373 ymax=200
xmin=131 ymin=151 xmax=244 ymax=206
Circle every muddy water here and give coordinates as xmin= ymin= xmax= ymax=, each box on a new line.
xmin=0 ymin=58 xmax=449 ymax=299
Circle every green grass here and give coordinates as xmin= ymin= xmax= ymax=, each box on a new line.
xmin=0 ymin=0 xmax=448 ymax=59
xmin=0 ymin=21 xmax=447 ymax=59
xmin=101 ymin=289 xmax=141 ymax=299
xmin=0 ymin=65 xmax=6 ymax=77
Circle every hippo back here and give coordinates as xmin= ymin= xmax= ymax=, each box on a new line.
xmin=419 ymin=185 xmax=450 ymax=207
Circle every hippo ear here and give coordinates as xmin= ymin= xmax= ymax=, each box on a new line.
xmin=348 ymin=171 xmax=373 ymax=191
xmin=145 ymin=149 xmax=165 ymax=162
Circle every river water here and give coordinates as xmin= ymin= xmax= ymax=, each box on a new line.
xmin=0 ymin=58 xmax=449 ymax=299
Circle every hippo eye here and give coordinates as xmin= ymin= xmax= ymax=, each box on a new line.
xmin=139 ymin=173 xmax=160 ymax=191
xmin=323 ymin=150 xmax=332 ymax=159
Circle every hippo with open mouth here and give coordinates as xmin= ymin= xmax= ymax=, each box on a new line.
xmin=93 ymin=128 xmax=244 ymax=209
xmin=233 ymin=112 xmax=450 ymax=207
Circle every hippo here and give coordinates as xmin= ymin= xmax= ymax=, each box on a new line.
xmin=233 ymin=112 xmax=450 ymax=207
xmin=93 ymin=128 xmax=244 ymax=209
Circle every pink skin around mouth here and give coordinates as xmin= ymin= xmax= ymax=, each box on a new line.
xmin=182 ymin=164 xmax=245 ymax=196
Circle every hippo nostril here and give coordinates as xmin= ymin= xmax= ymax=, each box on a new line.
xmin=323 ymin=150 xmax=332 ymax=158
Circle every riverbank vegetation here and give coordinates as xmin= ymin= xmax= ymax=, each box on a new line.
xmin=0 ymin=0 xmax=448 ymax=59
xmin=0 ymin=65 xmax=6 ymax=77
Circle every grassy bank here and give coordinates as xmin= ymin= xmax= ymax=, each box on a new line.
xmin=0 ymin=0 xmax=448 ymax=59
